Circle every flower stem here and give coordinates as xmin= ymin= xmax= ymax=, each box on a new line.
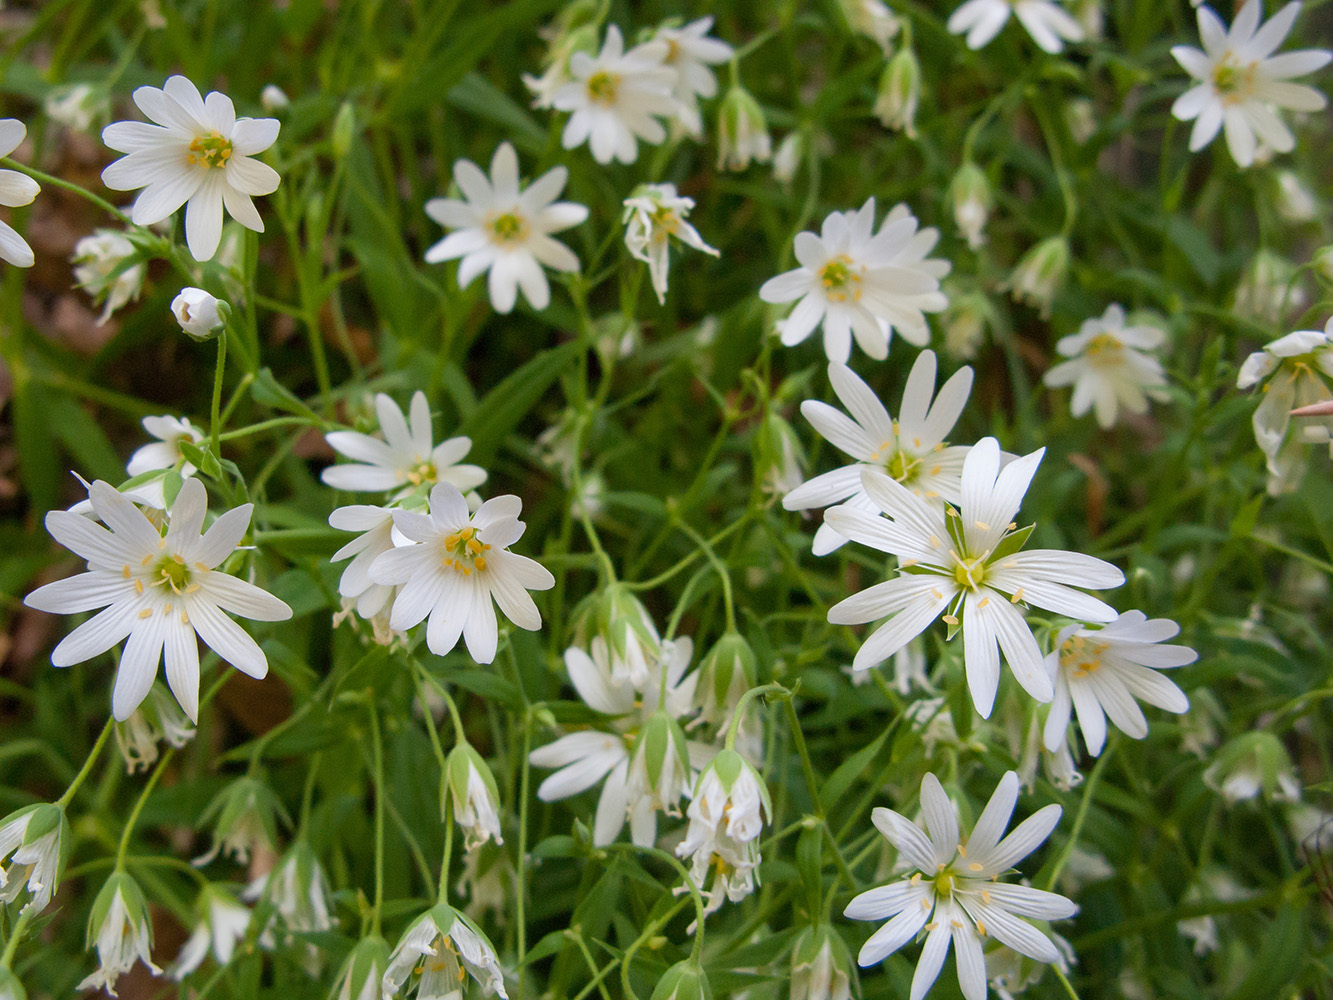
xmin=438 ymin=793 xmax=454 ymax=903
xmin=674 ymin=516 xmax=736 ymax=632
xmin=115 ymin=747 xmax=176 ymax=869
xmin=726 ymin=682 xmax=786 ymax=751
xmin=782 ymin=696 xmax=824 ymax=819
xmin=55 ymin=718 xmax=114 ymax=809
xmin=367 ymin=698 xmax=385 ymax=938
xmin=0 ymin=158 xmax=131 ymax=223
xmin=0 ymin=909 xmax=33 ymax=969
xmin=210 ymin=327 xmax=228 ymax=462
xmin=1044 ymin=746 xmax=1113 ymax=892
xmin=607 ymin=843 xmax=708 ymax=963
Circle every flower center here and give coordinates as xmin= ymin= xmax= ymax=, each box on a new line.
xmin=951 ymin=552 xmax=987 ymax=591
xmin=488 ymin=211 xmax=528 ymax=244
xmin=932 ymin=868 xmax=957 ymax=897
xmin=441 ymin=526 xmax=490 ymax=576
xmin=187 ymin=131 xmax=234 ymax=169
xmin=404 ymin=460 xmax=437 ymax=486
xmin=650 ymin=206 xmax=680 ymax=235
xmin=153 ymin=554 xmax=193 ymax=594
xmin=1059 ymin=635 xmax=1109 ymax=678
xmin=819 ymin=255 xmax=862 ymax=303
xmin=1211 ymin=58 xmax=1258 ymax=102
xmin=586 ymin=70 xmax=620 ymax=105
xmin=884 ymin=448 xmax=922 ymax=483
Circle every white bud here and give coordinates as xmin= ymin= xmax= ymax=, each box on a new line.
xmin=171 ymin=287 xmax=226 ymax=340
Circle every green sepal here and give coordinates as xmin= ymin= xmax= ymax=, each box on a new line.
xmin=0 ymin=967 xmax=28 ymax=1000
xmin=650 ymin=959 xmax=711 ymax=1000
xmin=989 ymin=523 xmax=1036 ymax=563
xmin=87 ymin=872 xmax=150 ymax=945
xmin=333 ymin=935 xmax=389 ymax=1000
xmin=444 ymin=742 xmax=501 ymax=823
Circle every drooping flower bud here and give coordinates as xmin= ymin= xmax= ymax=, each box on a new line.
xmin=650 ymin=959 xmax=712 ymax=1000
xmin=949 ymin=161 xmax=991 ymax=250
xmin=194 ymin=776 xmax=286 ymax=866
xmin=334 ymin=935 xmax=389 ymax=1000
xmin=874 ymin=46 xmax=921 ymax=137
xmin=381 ymin=903 xmax=507 ymax=1000
xmin=446 ymin=742 xmax=505 ymax=852
xmin=628 ymin=710 xmax=691 ymax=816
xmin=0 ymin=802 xmax=69 ymax=915
xmin=73 ymin=230 xmax=145 ymax=325
xmin=716 ymin=85 xmax=772 ymax=171
xmin=1006 ymin=236 xmax=1069 ymax=317
xmin=79 ymin=872 xmax=161 ymax=994
xmin=171 ymin=287 xmax=227 ymax=340
xmin=790 ymin=924 xmax=854 ymax=1000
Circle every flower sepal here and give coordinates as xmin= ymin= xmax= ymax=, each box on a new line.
xmin=650 ymin=958 xmax=712 ymax=1000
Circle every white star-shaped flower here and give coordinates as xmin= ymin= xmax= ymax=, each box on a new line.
xmin=760 ymin=199 xmax=949 ymax=363
xmin=367 ymin=483 xmax=554 ymax=664
xmin=654 ymin=17 xmax=733 ymax=137
xmin=1044 ymin=611 xmax=1195 ymax=757
xmin=321 ymin=391 xmax=486 ymax=498
xmin=1042 ymin=304 xmax=1170 ymax=429
xmin=826 ymin=437 xmax=1123 ymax=717
xmin=948 ymin=0 xmax=1084 ymax=54
xmin=101 ymin=76 xmax=280 ymax=261
xmin=0 ymin=119 xmax=40 ymax=268
xmin=845 ymin=772 xmax=1076 ymax=1000
xmin=424 ymin=142 xmax=588 ymax=314
xmin=23 ymin=477 xmax=292 ymax=721
xmin=1171 ymin=2 xmax=1331 ymax=167
xmin=785 ymin=352 xmax=975 ymax=555
xmin=551 ymin=25 xmax=679 ymax=164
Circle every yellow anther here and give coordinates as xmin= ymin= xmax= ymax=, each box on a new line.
xmin=942 ymin=614 xmax=959 ymax=625
xmin=969 ymin=862 xmax=984 ymax=872
xmin=133 ymin=580 xmax=144 ymax=594
xmin=122 ymin=565 xmax=131 ymax=578
xmin=138 ymin=608 xmax=153 ymax=619
xmin=474 ymin=556 xmax=487 ymax=571
xmin=976 ymin=597 xmax=989 ymax=608
xmin=976 ymin=920 xmax=987 ymax=937
xmin=1010 ymin=588 xmax=1024 ymax=603
xmin=974 ymin=520 xmax=990 ymax=531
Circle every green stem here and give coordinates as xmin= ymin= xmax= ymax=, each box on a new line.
xmin=438 ymin=795 xmax=454 ymax=903
xmin=607 ymin=843 xmax=708 ymax=963
xmin=1044 ymin=748 xmax=1113 ymax=891
xmin=1052 ymin=965 xmax=1082 ymax=1000
xmin=1250 ymin=533 xmax=1333 ymax=576
xmin=0 ymin=910 xmax=33 ymax=969
xmin=115 ymin=747 xmax=176 ymax=869
xmin=726 ymin=683 xmax=786 ymax=751
xmin=368 ymin=699 xmax=385 ymax=937
xmin=55 ymin=718 xmax=114 ymax=809
xmin=783 ymin=698 xmax=824 ymax=818
xmin=0 ymin=158 xmax=130 ymax=223
xmin=675 ymin=517 xmax=736 ymax=631
xmin=210 ymin=327 xmax=227 ymax=461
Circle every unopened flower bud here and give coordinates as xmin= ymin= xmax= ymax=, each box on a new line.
xmin=332 ymin=101 xmax=357 ymax=159
xmin=874 ymin=46 xmax=921 ymax=137
xmin=260 ymin=84 xmax=290 ymax=112
xmin=772 ymin=132 xmax=804 ymax=186
xmin=79 ymin=872 xmax=161 ymax=994
xmin=949 ymin=162 xmax=991 ymax=250
xmin=171 ymin=287 xmax=227 ymax=340
xmin=1007 ymin=236 xmax=1069 ymax=317
xmin=446 ymin=742 xmax=504 ymax=851
xmin=44 ymin=82 xmax=108 ymax=133
xmin=790 ymin=924 xmax=854 ymax=1000
xmin=0 ymin=802 xmax=69 ymax=915
xmin=195 ymin=776 xmax=285 ymax=866
xmin=1204 ymin=731 xmax=1301 ymax=804
xmin=942 ymin=288 xmax=993 ymax=359
xmin=651 ymin=959 xmax=712 ymax=1000
xmin=73 ymin=230 xmax=145 ymax=325
xmin=717 ymin=86 xmax=772 ymax=172
xmin=333 ymin=934 xmax=388 ymax=1000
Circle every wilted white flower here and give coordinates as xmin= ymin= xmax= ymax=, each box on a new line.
xmin=716 ymin=85 xmax=772 ymax=171
xmin=1044 ymin=611 xmax=1194 ymax=756
xmin=195 ymin=776 xmax=283 ymax=866
xmin=622 ymin=183 xmax=718 ymax=304
xmin=760 ymin=199 xmax=949 ymax=362
xmin=1042 ymin=304 xmax=1170 ymax=429
xmin=171 ymin=286 xmax=225 ymax=339
xmin=424 ymin=142 xmax=587 ymax=314
xmin=552 ymin=26 xmax=677 ymax=164
xmin=447 ymin=743 xmax=504 ymax=852
xmin=322 ymin=391 xmax=486 ymax=499
xmin=785 ymin=352 xmax=975 ymax=555
xmin=0 ymin=804 xmax=67 ymax=915
xmin=845 ymin=772 xmax=1076 ymax=1000
xmin=1171 ymin=2 xmax=1331 ymax=168
xmin=244 ymin=841 xmax=335 ymax=946
xmin=169 ymin=886 xmax=251 ymax=979
xmin=382 ymin=903 xmax=507 ymax=1000
xmin=101 ymin=75 xmax=280 ymax=261
xmin=949 ymin=0 xmax=1084 ymax=53
xmin=23 ymin=477 xmax=293 ymax=721
xmin=826 ymin=437 xmax=1124 ymax=717
xmin=0 ymin=120 xmax=40 ymax=268
xmin=655 ymin=17 xmax=733 ymax=137
xmin=115 ymin=683 xmax=196 ymax=773
xmin=369 ymin=484 xmax=554 ymax=664
xmin=79 ymin=873 xmax=161 ymax=995
xmin=677 ymin=749 xmax=771 ymax=915
xmin=1006 ymin=236 xmax=1069 ymax=317
xmin=73 ymin=230 xmax=145 ymax=324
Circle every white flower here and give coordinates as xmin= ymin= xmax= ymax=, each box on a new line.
xmin=760 ymin=199 xmax=949 ymax=362
xmin=424 ymin=142 xmax=587 ymax=314
xmin=1274 ymin=168 xmax=1318 ymax=221
xmin=874 ymin=47 xmax=922 ymax=137
xmin=552 ymin=26 xmax=678 ymax=165
xmin=1234 ymin=249 xmax=1306 ymax=325
xmin=655 ymin=17 xmax=733 ymax=137
xmin=791 ymin=925 xmax=854 ymax=1000
xmin=530 ymin=635 xmax=699 ymax=846
xmin=172 ymin=286 xmax=225 ymax=339
xmin=772 ymin=131 xmax=804 ymax=185
xmin=101 ymin=76 xmax=280 ymax=261
xmin=73 ymin=230 xmax=145 ymax=324
xmin=329 ymin=504 xmax=399 ymax=619
xmin=79 ymin=873 xmax=162 ymax=995
xmin=322 ymin=391 xmax=487 ymax=498
xmin=949 ymin=163 xmax=991 ymax=251
xmin=716 ymin=86 xmax=773 ymax=171
xmin=785 ymin=352 xmax=974 ymax=555
xmin=839 ymin=0 xmax=901 ymax=50
xmin=676 ymin=749 xmax=771 ymax=914
xmin=337 ymin=938 xmax=389 ymax=1000
xmin=368 ymin=484 xmax=554 ymax=664
xmin=845 ymin=772 xmax=1076 ymax=1000
xmin=23 ymin=477 xmax=293 ymax=721
xmin=1043 ymin=611 xmax=1194 ymax=756
xmin=244 ymin=842 xmax=335 ymax=946
xmin=260 ymin=84 xmax=290 ymax=112
xmin=382 ymin=903 xmax=508 ymax=1000
xmin=1042 ymin=304 xmax=1170 ymax=429
xmin=0 ymin=120 xmax=40 ymax=268
xmin=622 ymin=183 xmax=718 ymax=304
xmin=0 ymin=804 xmax=66 ymax=915
xmin=45 ymin=82 xmax=107 ymax=132
xmin=447 ymin=743 xmax=505 ymax=852
xmin=1237 ymin=321 xmax=1333 ymax=458
xmin=169 ymin=887 xmax=251 ymax=979
xmin=1203 ymin=732 xmax=1301 ymax=803
xmin=1170 ymin=2 xmax=1331 ymax=167
xmin=948 ymin=0 xmax=1085 ymax=53
xmin=128 ymin=414 xmax=205 ymax=480
xmin=826 ymin=437 xmax=1123 ymax=717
